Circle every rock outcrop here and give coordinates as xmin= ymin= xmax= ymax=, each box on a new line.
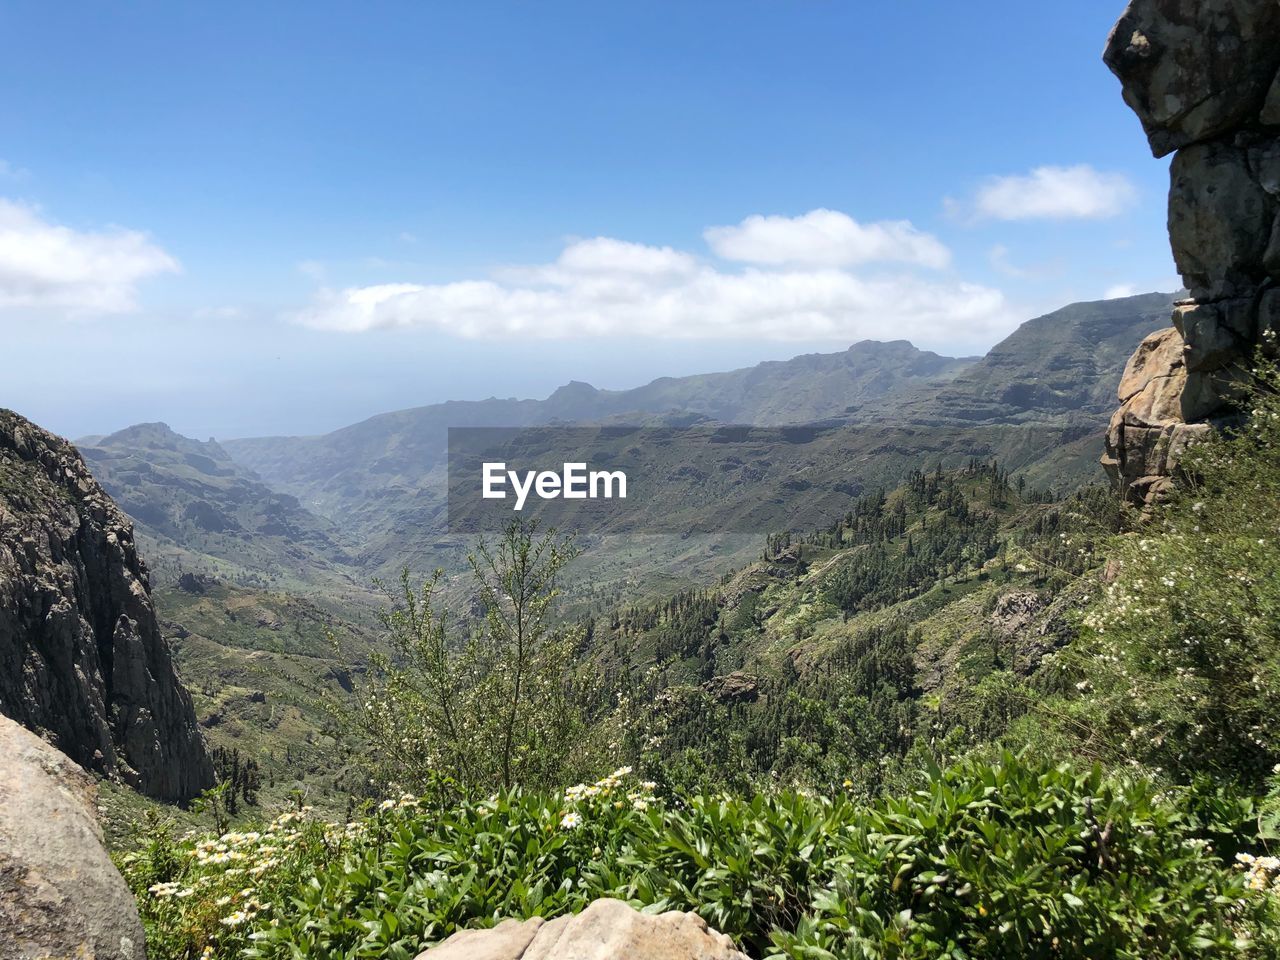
xmin=0 ymin=713 xmax=147 ymax=960
xmin=701 ymin=671 xmax=760 ymax=705
xmin=1102 ymin=0 xmax=1280 ymax=504
xmin=415 ymin=899 xmax=751 ymax=960
xmin=0 ymin=408 xmax=213 ymax=802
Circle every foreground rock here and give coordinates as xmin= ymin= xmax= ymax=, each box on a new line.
xmin=416 ymin=899 xmax=751 ymax=960
xmin=0 ymin=714 xmax=146 ymax=960
xmin=1102 ymin=1 xmax=1280 ymax=504
xmin=0 ymin=408 xmax=213 ymax=801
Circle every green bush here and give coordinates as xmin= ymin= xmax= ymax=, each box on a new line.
xmin=120 ymin=755 xmax=1277 ymax=959
xmin=769 ymin=757 xmax=1265 ymax=959
xmin=1071 ymin=362 xmax=1280 ymax=787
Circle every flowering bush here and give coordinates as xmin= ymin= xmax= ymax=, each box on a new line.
xmin=1075 ymin=362 xmax=1280 ymax=786
xmin=119 ymin=805 xmax=348 ymax=959
xmin=120 ymin=757 xmax=1276 ymax=959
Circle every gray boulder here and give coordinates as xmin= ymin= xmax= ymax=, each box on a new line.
xmin=0 ymin=714 xmax=146 ymax=959
xmin=416 ymin=899 xmax=751 ymax=960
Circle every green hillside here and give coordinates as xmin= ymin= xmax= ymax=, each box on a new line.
xmin=79 ymin=423 xmax=367 ymax=592
xmin=575 ymin=459 xmax=1113 ymax=792
xmin=155 ymin=579 xmax=381 ymax=808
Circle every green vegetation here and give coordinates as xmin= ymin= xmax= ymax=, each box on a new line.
xmin=580 ymin=461 xmax=1117 ymax=797
xmin=1057 ymin=362 xmax=1280 ymax=788
xmin=109 ymin=352 xmax=1280 ymax=958
xmin=155 ymin=582 xmax=381 ymax=820
xmin=120 ymin=756 xmax=1280 ymax=959
xmin=335 ymin=522 xmax=594 ymax=795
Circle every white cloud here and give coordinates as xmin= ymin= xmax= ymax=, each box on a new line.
xmin=294 ymin=228 xmax=1012 ymax=347
xmin=970 ymin=165 xmax=1137 ymax=221
xmin=704 ymin=208 xmax=951 ymax=269
xmin=556 ymin=236 xmax=699 ymax=275
xmin=0 ymin=199 xmax=178 ymax=314
xmin=1103 ymin=283 xmax=1138 ymax=299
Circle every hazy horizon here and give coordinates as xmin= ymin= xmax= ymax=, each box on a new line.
xmin=1 ymin=1 xmax=1178 ymax=440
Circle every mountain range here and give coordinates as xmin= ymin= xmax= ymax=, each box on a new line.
xmin=75 ymin=291 xmax=1174 ymax=591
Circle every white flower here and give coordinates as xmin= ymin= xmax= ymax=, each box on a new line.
xmin=560 ymin=811 xmax=583 ymax=830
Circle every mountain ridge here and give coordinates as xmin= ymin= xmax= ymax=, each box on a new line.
xmin=221 ymin=292 xmax=1174 ymax=517
xmin=79 ymin=291 xmax=1175 ymax=590
xmin=79 ymin=422 xmax=362 ymax=592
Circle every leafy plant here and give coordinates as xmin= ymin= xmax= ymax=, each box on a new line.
xmin=1071 ymin=361 xmax=1280 ymax=787
xmin=119 ymin=755 xmax=1277 ymax=960
xmin=332 ymin=519 xmax=591 ymax=796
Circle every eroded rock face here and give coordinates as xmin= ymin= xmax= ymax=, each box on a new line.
xmin=0 ymin=408 xmax=213 ymax=802
xmin=1102 ymin=0 xmax=1280 ymax=505
xmin=0 ymin=714 xmax=146 ymax=960
xmin=415 ymin=899 xmax=752 ymax=960
xmin=1104 ymin=0 xmax=1280 ymax=159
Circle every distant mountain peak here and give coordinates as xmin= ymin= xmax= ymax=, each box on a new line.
xmin=549 ymin=380 xmax=601 ymax=400
xmin=848 ymin=338 xmax=918 ymax=352
xmin=90 ymin=421 xmax=236 ymax=465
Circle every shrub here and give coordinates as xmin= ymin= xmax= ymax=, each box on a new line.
xmin=333 ymin=519 xmax=594 ymax=797
xmin=769 ymin=756 xmax=1263 ymax=959
xmin=120 ymin=755 xmax=1277 ymax=959
xmin=1073 ymin=362 xmax=1280 ymax=787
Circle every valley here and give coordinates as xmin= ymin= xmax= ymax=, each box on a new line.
xmin=66 ymin=291 xmax=1171 ymax=809
xmin=7 ymin=2 xmax=1280 ymax=958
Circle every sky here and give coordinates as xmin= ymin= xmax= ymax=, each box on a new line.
xmin=0 ymin=0 xmax=1179 ymax=441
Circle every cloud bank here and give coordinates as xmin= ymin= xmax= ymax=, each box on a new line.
xmin=970 ymin=165 xmax=1137 ymax=221
xmin=0 ymin=199 xmax=178 ymax=314
xmin=295 ymin=211 xmax=1012 ymax=345
xmin=704 ymin=209 xmax=950 ymax=269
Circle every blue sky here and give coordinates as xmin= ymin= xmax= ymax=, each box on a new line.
xmin=0 ymin=0 xmax=1177 ymax=440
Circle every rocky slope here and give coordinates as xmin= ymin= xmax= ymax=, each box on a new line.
xmin=876 ymin=292 xmax=1176 ymax=426
xmin=80 ymin=422 xmax=361 ymax=591
xmin=0 ymin=409 xmax=213 ymax=802
xmin=1102 ymin=0 xmax=1280 ymax=503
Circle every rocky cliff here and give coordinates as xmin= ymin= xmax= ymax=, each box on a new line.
xmin=1102 ymin=0 xmax=1280 ymax=504
xmin=0 ymin=408 xmax=214 ymax=802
